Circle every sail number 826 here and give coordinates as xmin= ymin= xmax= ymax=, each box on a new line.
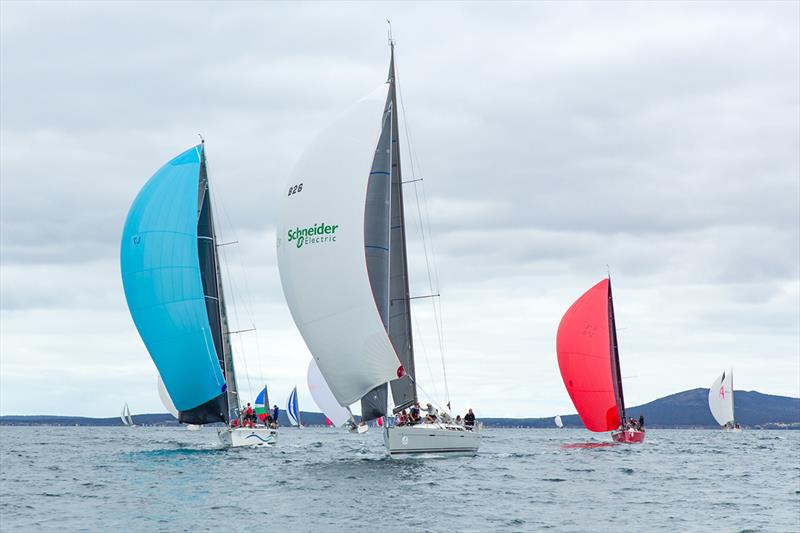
xmin=288 ymin=183 xmax=303 ymax=196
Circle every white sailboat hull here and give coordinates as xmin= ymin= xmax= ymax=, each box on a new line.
xmin=384 ymin=424 xmax=480 ymax=457
xmin=217 ymin=427 xmax=277 ymax=448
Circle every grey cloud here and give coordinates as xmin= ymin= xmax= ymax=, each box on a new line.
xmin=1 ymin=2 xmax=797 ymax=416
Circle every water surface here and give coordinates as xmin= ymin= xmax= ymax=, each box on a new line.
xmin=1 ymin=427 xmax=797 ymax=532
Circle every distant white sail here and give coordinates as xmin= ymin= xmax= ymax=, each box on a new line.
xmin=307 ymin=358 xmax=351 ymax=427
xmin=708 ymin=370 xmax=735 ymax=427
xmin=277 ymin=85 xmax=401 ymax=408
xmin=554 ymin=415 xmax=563 ymax=428
xmin=121 ymin=403 xmax=134 ymax=426
xmin=157 ymin=375 xmax=179 ymax=419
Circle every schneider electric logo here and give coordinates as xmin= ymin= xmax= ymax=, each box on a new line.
xmin=287 ymin=223 xmax=339 ymax=248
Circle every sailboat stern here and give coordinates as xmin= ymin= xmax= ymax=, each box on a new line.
xmin=384 ymin=424 xmax=480 ymax=457
xmin=217 ymin=427 xmax=277 ymax=448
xmin=611 ymin=429 xmax=646 ymax=444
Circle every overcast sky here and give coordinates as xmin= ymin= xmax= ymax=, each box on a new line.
xmin=1 ymin=1 xmax=798 ymax=419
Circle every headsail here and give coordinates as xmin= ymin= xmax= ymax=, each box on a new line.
xmin=276 ymin=86 xmax=401 ymax=409
xmin=287 ymin=386 xmax=300 ymax=427
xmin=554 ymin=415 xmax=563 ymax=428
xmin=708 ymin=370 xmax=735 ymax=427
xmin=556 ymin=279 xmax=624 ymax=432
xmin=307 ymin=358 xmax=351 ymax=427
xmin=255 ymin=385 xmax=270 ymax=423
xmin=157 ymin=375 xmax=179 ymax=419
xmin=120 ymin=145 xmax=229 ymax=425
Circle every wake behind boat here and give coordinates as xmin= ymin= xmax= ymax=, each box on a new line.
xmin=277 ymin=35 xmax=479 ymax=458
xmin=556 ymin=278 xmax=645 ymax=444
xmin=121 ymin=142 xmax=275 ymax=448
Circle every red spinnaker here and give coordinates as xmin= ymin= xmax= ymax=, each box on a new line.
xmin=556 ymin=279 xmax=621 ymax=432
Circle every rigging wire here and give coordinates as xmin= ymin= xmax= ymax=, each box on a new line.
xmin=205 ymin=152 xmax=262 ymax=404
xmin=393 ymin=48 xmax=452 ymax=410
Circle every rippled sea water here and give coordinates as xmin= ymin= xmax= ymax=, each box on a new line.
xmin=1 ymin=427 xmax=798 ymax=532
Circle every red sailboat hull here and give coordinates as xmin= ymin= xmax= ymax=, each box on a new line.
xmin=611 ymin=429 xmax=645 ymax=443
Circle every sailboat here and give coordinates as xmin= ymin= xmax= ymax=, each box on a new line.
xmin=120 ymin=142 xmax=275 ymax=448
xmin=277 ymin=38 xmax=479 ymax=457
xmin=286 ymin=386 xmax=301 ymax=427
xmin=307 ymin=358 xmax=351 ymax=428
xmin=554 ymin=415 xmax=563 ymax=429
xmin=556 ymin=278 xmax=644 ymax=444
xmin=120 ymin=403 xmax=135 ymax=427
xmin=709 ymin=370 xmax=741 ymax=431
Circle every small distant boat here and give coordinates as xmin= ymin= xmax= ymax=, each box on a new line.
xmin=121 ymin=142 xmax=275 ymax=448
xmin=286 ymin=386 xmax=301 ymax=427
xmin=556 ymin=278 xmax=644 ymax=444
xmin=709 ymin=369 xmax=741 ymax=432
xmin=120 ymin=403 xmax=135 ymax=427
xmin=554 ymin=415 xmax=563 ymax=428
xmin=307 ymin=359 xmax=351 ymax=428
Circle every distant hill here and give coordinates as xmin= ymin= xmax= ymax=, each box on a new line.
xmin=480 ymin=389 xmax=800 ymax=429
xmin=2 ymin=389 xmax=797 ymax=428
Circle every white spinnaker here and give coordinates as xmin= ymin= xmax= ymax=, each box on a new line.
xmin=307 ymin=358 xmax=351 ymax=427
xmin=277 ymin=85 xmax=400 ymax=407
xmin=708 ymin=371 xmax=734 ymax=426
xmin=554 ymin=415 xmax=563 ymax=428
xmin=157 ymin=375 xmax=179 ymax=419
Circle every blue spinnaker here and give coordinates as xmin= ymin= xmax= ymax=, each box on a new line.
xmin=120 ymin=145 xmax=226 ymax=414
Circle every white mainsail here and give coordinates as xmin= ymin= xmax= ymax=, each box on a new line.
xmin=307 ymin=358 xmax=351 ymax=427
xmin=277 ymin=85 xmax=401 ymax=408
xmin=554 ymin=415 xmax=563 ymax=428
xmin=708 ymin=370 xmax=735 ymax=427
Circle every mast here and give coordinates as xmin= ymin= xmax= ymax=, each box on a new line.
xmin=607 ymin=278 xmax=626 ymax=424
xmin=386 ymin=38 xmax=418 ymax=413
xmin=198 ymin=143 xmax=239 ymax=425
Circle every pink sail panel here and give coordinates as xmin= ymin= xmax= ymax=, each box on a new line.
xmin=556 ymin=279 xmax=621 ymax=432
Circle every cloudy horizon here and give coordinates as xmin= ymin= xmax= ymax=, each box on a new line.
xmin=1 ymin=1 xmax=798 ymax=419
